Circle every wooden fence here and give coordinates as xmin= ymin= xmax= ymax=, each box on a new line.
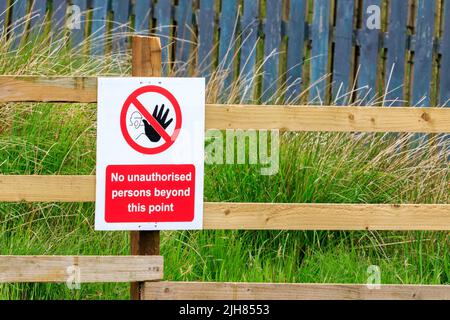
xmin=1 ymin=0 xmax=450 ymax=105
xmin=0 ymin=35 xmax=449 ymax=300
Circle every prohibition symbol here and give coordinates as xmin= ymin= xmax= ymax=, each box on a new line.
xmin=120 ymin=85 xmax=182 ymax=154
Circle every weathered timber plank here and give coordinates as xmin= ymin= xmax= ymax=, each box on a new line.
xmin=0 ymin=255 xmax=163 ymax=283
xmin=143 ymin=282 xmax=450 ymax=300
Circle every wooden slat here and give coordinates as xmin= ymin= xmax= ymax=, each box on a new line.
xmin=411 ymin=0 xmax=436 ymax=146
xmin=440 ymin=0 xmax=450 ymax=107
xmin=134 ymin=0 xmax=151 ymax=34
xmin=11 ymin=0 xmax=28 ymax=49
xmin=29 ymin=0 xmax=47 ymax=32
xmin=51 ymin=0 xmax=67 ymax=36
xmin=309 ymin=0 xmax=331 ymax=103
xmin=0 ymin=176 xmax=449 ymax=231
xmin=384 ymin=1 xmax=408 ymax=145
xmin=111 ymin=0 xmax=130 ymax=54
xmin=71 ymin=0 xmax=88 ymax=48
xmin=204 ymin=202 xmax=450 ymax=230
xmin=384 ymin=0 xmax=408 ymax=106
xmin=143 ymin=282 xmax=450 ymax=300
xmin=218 ymin=0 xmax=238 ymax=91
xmin=332 ymin=0 xmax=355 ymax=105
xmin=239 ymin=0 xmax=260 ymax=102
xmin=439 ymin=0 xmax=450 ymax=156
xmin=198 ymin=0 xmax=215 ymax=78
xmin=412 ymin=0 xmax=435 ymax=107
xmin=285 ymin=0 xmax=307 ymax=101
xmin=357 ymin=0 xmax=381 ymax=104
xmin=90 ymin=0 xmax=109 ymax=55
xmin=206 ymin=105 xmax=450 ymax=133
xmin=174 ymin=0 xmax=193 ymax=76
xmin=155 ymin=0 xmax=172 ymax=74
xmin=0 ymin=175 xmax=96 ymax=202
xmin=262 ymin=0 xmax=282 ymax=102
xmin=0 ymin=256 xmax=163 ymax=283
xmin=0 ymin=0 xmax=7 ymax=34
xmin=0 ymin=76 xmax=97 ymax=103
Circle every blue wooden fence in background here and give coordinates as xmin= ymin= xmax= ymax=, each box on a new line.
xmin=1 ymin=0 xmax=450 ymax=107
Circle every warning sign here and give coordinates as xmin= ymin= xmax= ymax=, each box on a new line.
xmin=95 ymin=77 xmax=205 ymax=230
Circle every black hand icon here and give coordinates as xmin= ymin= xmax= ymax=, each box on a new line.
xmin=142 ymin=104 xmax=173 ymax=142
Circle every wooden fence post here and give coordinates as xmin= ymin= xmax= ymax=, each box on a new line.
xmin=130 ymin=36 xmax=162 ymax=300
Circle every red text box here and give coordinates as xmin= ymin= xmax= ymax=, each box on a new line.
xmin=105 ymin=164 xmax=195 ymax=223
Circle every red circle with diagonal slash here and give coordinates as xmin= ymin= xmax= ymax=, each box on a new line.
xmin=120 ymin=85 xmax=182 ymax=154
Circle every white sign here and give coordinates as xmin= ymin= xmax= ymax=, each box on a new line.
xmin=95 ymin=77 xmax=205 ymax=230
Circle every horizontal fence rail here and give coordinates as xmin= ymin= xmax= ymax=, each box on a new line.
xmin=0 ymin=76 xmax=98 ymax=102
xmin=1 ymin=76 xmax=449 ymax=133
xmin=0 ymin=256 xmax=163 ymax=283
xmin=143 ymin=282 xmax=450 ymax=300
xmin=207 ymin=105 xmax=450 ymax=133
xmin=1 ymin=175 xmax=449 ymax=231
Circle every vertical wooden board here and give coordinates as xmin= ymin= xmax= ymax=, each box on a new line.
xmin=309 ymin=0 xmax=331 ymax=104
xmin=218 ymin=0 xmax=238 ymax=91
xmin=439 ymin=0 xmax=450 ymax=157
xmin=384 ymin=0 xmax=408 ymax=106
xmin=262 ymin=0 xmax=282 ymax=102
xmin=155 ymin=0 xmax=172 ymax=74
xmin=332 ymin=0 xmax=355 ymax=105
xmin=130 ymin=36 xmax=162 ymax=300
xmin=411 ymin=0 xmax=436 ymax=147
xmin=11 ymin=0 xmax=29 ymax=48
xmin=70 ymin=0 xmax=88 ymax=48
xmin=134 ymin=0 xmax=151 ymax=34
xmin=440 ymin=0 xmax=450 ymax=106
xmin=0 ymin=1 xmax=7 ymax=34
xmin=357 ymin=0 xmax=381 ymax=104
xmin=411 ymin=0 xmax=435 ymax=107
xmin=285 ymin=0 xmax=307 ymax=102
xmin=111 ymin=0 xmax=130 ymax=54
xmin=51 ymin=0 xmax=67 ymax=36
xmin=90 ymin=0 xmax=108 ymax=55
xmin=30 ymin=0 xmax=47 ymax=31
xmin=240 ymin=0 xmax=260 ymax=101
xmin=175 ymin=0 xmax=193 ymax=76
xmin=198 ymin=0 xmax=215 ymax=78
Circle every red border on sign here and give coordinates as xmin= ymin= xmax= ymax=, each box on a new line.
xmin=120 ymin=85 xmax=182 ymax=154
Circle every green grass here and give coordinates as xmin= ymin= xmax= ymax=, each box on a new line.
xmin=0 ymin=28 xmax=448 ymax=299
